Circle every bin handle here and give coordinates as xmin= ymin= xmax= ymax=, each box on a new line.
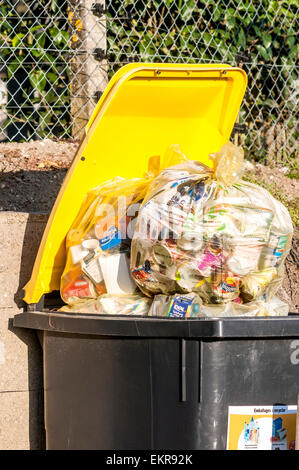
xmin=180 ymin=339 xmax=187 ymax=402
xmin=180 ymin=339 xmax=202 ymax=403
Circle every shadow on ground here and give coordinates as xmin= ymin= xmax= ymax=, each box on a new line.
xmin=0 ymin=169 xmax=68 ymax=212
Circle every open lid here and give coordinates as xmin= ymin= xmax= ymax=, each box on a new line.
xmin=24 ymin=62 xmax=247 ymax=304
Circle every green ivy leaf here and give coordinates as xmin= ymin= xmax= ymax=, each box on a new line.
xmin=273 ymin=39 xmax=280 ymax=49
xmin=49 ymin=28 xmax=69 ymax=47
xmin=286 ymin=36 xmax=295 ymax=48
xmin=43 ymin=53 xmax=56 ymax=65
xmin=46 ymin=72 xmax=58 ymax=83
xmin=50 ymin=0 xmax=58 ymax=12
xmin=31 ymin=33 xmax=46 ymax=58
xmin=12 ymin=33 xmax=24 ymax=48
xmin=43 ymin=90 xmax=58 ymax=104
xmin=262 ymin=33 xmax=272 ymax=49
xmin=39 ymin=111 xmax=52 ymax=131
xmin=29 ymin=25 xmax=44 ymax=34
xmin=226 ymin=16 xmax=236 ymax=29
xmin=268 ymin=1 xmax=280 ymax=13
xmin=224 ymin=7 xmax=235 ymax=20
xmin=0 ymin=48 xmax=10 ymax=59
xmin=180 ymin=0 xmax=196 ymax=22
xmin=257 ymin=45 xmax=270 ymax=61
xmin=253 ymin=25 xmax=262 ymax=37
xmin=241 ymin=16 xmax=252 ymax=27
xmin=29 ymin=70 xmax=47 ymax=93
xmin=7 ymin=56 xmax=24 ymax=78
xmin=0 ymin=19 xmax=12 ymax=33
xmin=238 ymin=28 xmax=246 ymax=49
xmin=213 ymin=7 xmax=222 ymax=22
xmin=264 ymin=98 xmax=278 ymax=107
xmin=289 ymin=43 xmax=298 ymax=60
xmin=203 ymin=32 xmax=212 ymax=45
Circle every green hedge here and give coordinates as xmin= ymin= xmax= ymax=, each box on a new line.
xmin=107 ymin=0 xmax=298 ymax=65
xmin=0 ymin=0 xmax=70 ymax=139
xmin=0 ymin=0 xmax=298 ymax=156
xmin=107 ymin=0 xmax=298 ymax=161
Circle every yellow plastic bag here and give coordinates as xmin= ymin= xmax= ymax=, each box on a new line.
xmin=59 ymin=293 xmax=152 ymax=316
xmin=60 ymin=148 xmax=186 ymax=306
xmin=210 ymin=141 xmax=244 ymax=186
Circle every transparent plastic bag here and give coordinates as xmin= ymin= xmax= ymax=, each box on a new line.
xmin=59 ymin=294 xmax=152 ymax=316
xmin=130 ymin=142 xmax=293 ymax=316
xmin=149 ymin=294 xmax=288 ymax=318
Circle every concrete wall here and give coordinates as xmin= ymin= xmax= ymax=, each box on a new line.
xmin=0 ymin=212 xmax=48 ymax=449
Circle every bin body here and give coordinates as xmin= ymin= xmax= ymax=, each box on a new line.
xmin=14 ymin=313 xmax=299 ymax=450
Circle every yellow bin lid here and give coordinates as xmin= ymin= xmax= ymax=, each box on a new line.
xmin=24 ymin=62 xmax=247 ymax=304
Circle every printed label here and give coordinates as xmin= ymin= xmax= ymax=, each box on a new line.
xmin=64 ymin=279 xmax=95 ymax=299
xmin=81 ymin=256 xmax=103 ymax=284
xmin=99 ymin=225 xmax=122 ymax=251
xmin=167 ymin=295 xmax=193 ymax=318
xmin=227 ymin=405 xmax=297 ymax=450
xmin=221 ymin=278 xmax=238 ymax=293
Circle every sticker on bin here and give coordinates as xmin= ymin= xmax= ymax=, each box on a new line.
xmin=227 ymin=405 xmax=297 ymax=451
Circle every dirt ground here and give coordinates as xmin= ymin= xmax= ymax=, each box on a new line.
xmin=0 ymin=140 xmax=298 ymax=312
xmin=0 ymin=139 xmax=79 ymax=212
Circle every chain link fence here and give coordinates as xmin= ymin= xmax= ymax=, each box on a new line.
xmin=0 ymin=0 xmax=298 ymax=163
xmin=0 ymin=0 xmax=107 ymax=141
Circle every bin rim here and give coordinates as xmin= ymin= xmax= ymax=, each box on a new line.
xmin=13 ymin=310 xmax=299 ymax=339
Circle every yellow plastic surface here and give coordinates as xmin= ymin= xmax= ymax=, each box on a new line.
xmin=24 ymin=62 xmax=247 ymax=304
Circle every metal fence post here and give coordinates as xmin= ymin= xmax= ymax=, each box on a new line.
xmin=0 ymin=71 xmax=8 ymax=142
xmin=68 ymin=0 xmax=108 ymax=140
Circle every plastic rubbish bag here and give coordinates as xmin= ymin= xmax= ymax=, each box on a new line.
xmin=59 ymin=293 xmax=152 ymax=316
xmin=60 ymin=148 xmax=186 ymax=306
xmin=60 ymin=177 xmax=143 ymax=304
xmin=130 ymin=142 xmax=293 ymax=316
xmin=149 ymin=294 xmax=288 ymax=318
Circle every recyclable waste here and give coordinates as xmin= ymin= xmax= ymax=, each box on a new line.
xmin=60 ymin=142 xmax=293 ymax=317
xmin=130 ymin=142 xmax=293 ymax=316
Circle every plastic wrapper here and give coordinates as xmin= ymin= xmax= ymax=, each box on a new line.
xmin=149 ymin=293 xmax=203 ymax=318
xmin=60 ymin=148 xmax=186 ymax=306
xmin=59 ymin=294 xmax=152 ymax=316
xmin=149 ymin=294 xmax=288 ymax=318
xmin=130 ymin=142 xmax=293 ymax=316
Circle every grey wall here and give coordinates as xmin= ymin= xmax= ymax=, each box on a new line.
xmin=0 ymin=212 xmax=48 ymax=449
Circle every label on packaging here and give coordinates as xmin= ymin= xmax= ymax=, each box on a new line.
xmin=64 ymin=279 xmax=95 ymax=300
xmin=81 ymin=255 xmax=104 ymax=284
xmin=99 ymin=225 xmax=122 ymax=251
xmin=167 ymin=295 xmax=194 ymax=318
